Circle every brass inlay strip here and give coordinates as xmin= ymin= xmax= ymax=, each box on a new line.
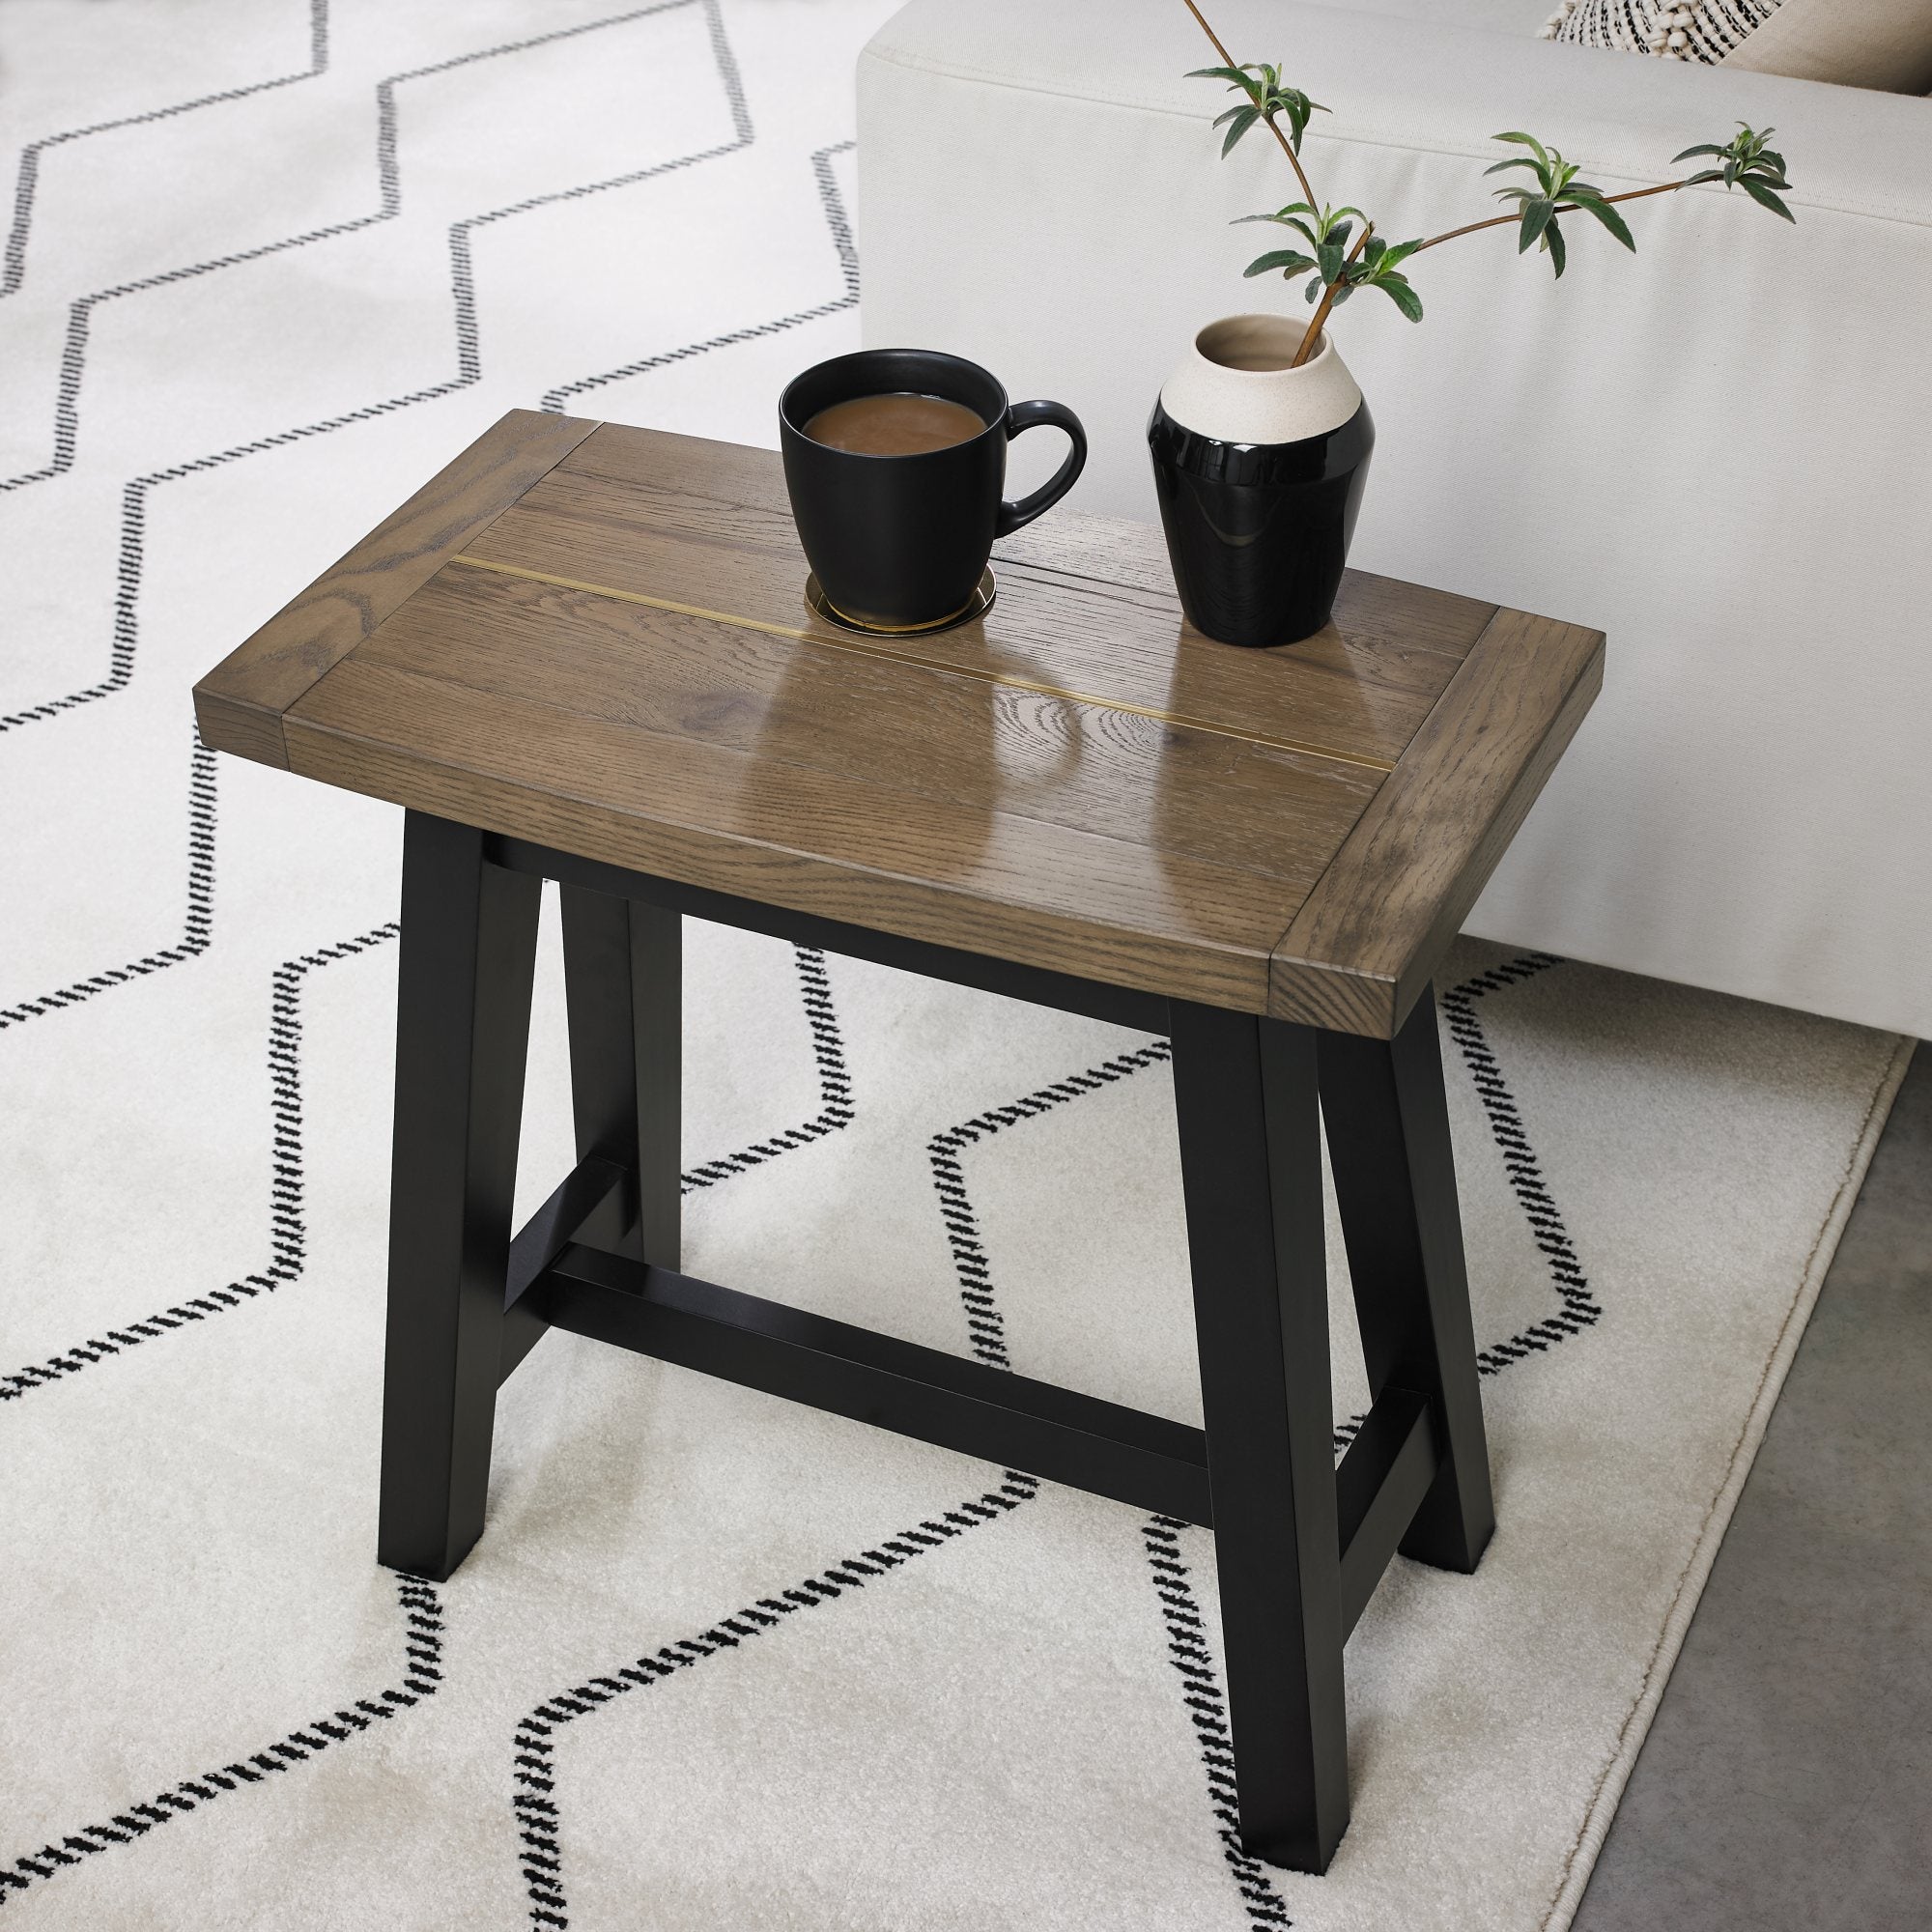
xmin=447 ymin=554 xmax=1397 ymax=774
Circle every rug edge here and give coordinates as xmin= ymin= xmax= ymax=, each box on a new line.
xmin=1538 ymin=1029 xmax=1918 ymax=1932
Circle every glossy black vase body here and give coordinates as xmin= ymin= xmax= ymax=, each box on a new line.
xmin=1149 ymin=399 xmax=1375 ymax=648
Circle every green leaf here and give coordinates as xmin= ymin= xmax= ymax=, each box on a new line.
xmin=1220 ymin=106 xmax=1261 ymax=156
xmin=1546 ymin=219 xmax=1567 ymax=278
xmin=1518 ymin=197 xmax=1555 ymax=252
xmin=1243 ymin=250 xmax=1318 ymax=277
xmin=1231 ymin=211 xmax=1320 ymax=247
xmin=1378 ymin=275 xmax=1424 ymax=322
xmin=1376 ymin=238 xmax=1423 ymax=269
xmin=1361 ymin=234 xmax=1386 ymax=264
xmin=1493 ymin=130 xmax=1551 ymax=161
xmin=1304 ymin=274 xmax=1325 ymax=303
xmin=1569 ymin=194 xmax=1635 ymax=249
xmin=1186 ymin=66 xmax=1253 ymax=85
xmin=1684 ymin=168 xmax=1725 ymax=185
xmin=1671 ymin=142 xmax=1726 ymax=162
xmin=1484 ymin=156 xmax=1543 ymax=178
xmin=1317 ymin=240 xmax=1345 ymax=283
xmin=1739 ymin=176 xmax=1796 ymax=221
xmin=1267 ymin=90 xmax=1327 ymax=153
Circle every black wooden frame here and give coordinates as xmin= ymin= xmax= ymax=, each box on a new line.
xmin=376 ymin=811 xmax=1494 ymax=1874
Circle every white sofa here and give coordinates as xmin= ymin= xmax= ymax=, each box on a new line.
xmin=856 ymin=0 xmax=1932 ymax=1038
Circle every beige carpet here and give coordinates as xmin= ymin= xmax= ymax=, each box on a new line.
xmin=0 ymin=3 xmax=1912 ymax=1927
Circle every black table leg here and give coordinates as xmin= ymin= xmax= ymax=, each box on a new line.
xmin=559 ymin=887 xmax=681 ymax=1268
xmin=377 ymin=812 xmax=540 ymax=1582
xmin=1318 ymin=983 xmax=1494 ymax=1573
xmin=1171 ymin=1001 xmax=1350 ymax=1874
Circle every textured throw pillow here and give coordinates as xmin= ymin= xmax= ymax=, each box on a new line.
xmin=1541 ymin=0 xmax=1932 ymax=93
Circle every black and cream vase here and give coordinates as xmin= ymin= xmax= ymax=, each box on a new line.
xmin=1148 ymin=315 xmax=1375 ymax=648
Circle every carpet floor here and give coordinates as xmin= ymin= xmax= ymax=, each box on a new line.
xmin=0 ymin=3 xmax=1913 ymax=1928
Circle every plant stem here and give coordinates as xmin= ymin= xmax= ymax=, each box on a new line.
xmin=1182 ymin=0 xmax=1319 ymax=209
xmin=1415 ymin=178 xmax=1685 ymax=252
xmin=1293 ymin=221 xmax=1373 ymax=367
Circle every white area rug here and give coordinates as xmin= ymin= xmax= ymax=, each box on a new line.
xmin=0 ymin=3 xmax=1912 ymax=1928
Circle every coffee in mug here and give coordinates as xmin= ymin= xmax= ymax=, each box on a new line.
xmin=780 ymin=349 xmax=1087 ymax=634
xmin=802 ymin=393 xmax=987 ymax=457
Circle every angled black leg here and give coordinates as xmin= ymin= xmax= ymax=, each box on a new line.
xmin=1318 ymin=983 xmax=1494 ymax=1574
xmin=559 ymin=887 xmax=681 ymax=1268
xmin=377 ymin=811 xmax=540 ymax=1581
xmin=1171 ymin=1001 xmax=1350 ymax=1874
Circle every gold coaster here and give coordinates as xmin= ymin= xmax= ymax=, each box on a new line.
xmin=804 ymin=569 xmax=996 ymax=637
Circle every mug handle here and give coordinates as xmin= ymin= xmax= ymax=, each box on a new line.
xmin=995 ymin=400 xmax=1087 ymax=538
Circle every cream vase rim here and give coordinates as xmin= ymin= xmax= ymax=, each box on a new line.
xmin=1158 ymin=315 xmax=1364 ymax=447
xmin=1196 ymin=315 xmax=1334 ymax=374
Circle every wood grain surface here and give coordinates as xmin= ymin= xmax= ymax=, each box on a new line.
xmin=190 ymin=409 xmax=598 ymax=768
xmin=195 ymin=419 xmax=1604 ymax=1030
xmin=1270 ymin=609 xmax=1605 ymax=1036
xmin=284 ymin=657 xmax=1302 ymax=1010
xmin=478 ymin=425 xmax=1494 ymax=772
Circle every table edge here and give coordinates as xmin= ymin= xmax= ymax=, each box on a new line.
xmin=277 ymin=698 xmax=1283 ymax=1012
xmin=190 ymin=408 xmax=600 ymax=770
xmin=1266 ymin=609 xmax=1606 ymax=1038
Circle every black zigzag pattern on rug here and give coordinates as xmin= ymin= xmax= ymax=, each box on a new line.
xmin=928 ymin=1040 xmax=1175 ymax=1372
xmin=0 ymin=118 xmax=850 ymax=1065
xmin=1439 ymin=953 xmax=1602 ymax=1370
xmin=508 ymin=1035 xmax=1179 ymax=1929
xmin=679 ymin=946 xmax=854 ymax=1192
xmin=0 ymin=919 xmax=398 ymax=1404
xmin=541 ymin=137 xmax=857 ymax=413
xmin=0 ymin=3 xmax=847 ymax=1121
xmin=0 ymin=1572 xmax=441 ymax=1909
xmin=0 ymin=0 xmax=763 ymax=1062
xmin=511 ymin=1471 xmax=1044 ymax=1929
xmin=0 ymin=727 xmax=214 ymax=1031
xmin=0 ymin=934 xmax=857 ymax=1910
xmin=1 ymin=1 xmax=331 ymax=302
xmin=0 ymin=0 xmax=744 ymax=497
xmin=1143 ymin=1520 xmax=1294 ymax=1928
xmin=0 ymin=0 xmax=753 ymax=733
xmin=0 ymin=927 xmax=854 ymax=1403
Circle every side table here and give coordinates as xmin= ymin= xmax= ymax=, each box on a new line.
xmin=193 ymin=410 xmax=1603 ymax=1873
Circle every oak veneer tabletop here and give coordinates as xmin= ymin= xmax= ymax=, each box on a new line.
xmin=192 ymin=411 xmax=1603 ymax=1036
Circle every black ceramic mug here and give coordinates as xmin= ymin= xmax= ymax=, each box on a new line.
xmin=780 ymin=349 xmax=1086 ymax=632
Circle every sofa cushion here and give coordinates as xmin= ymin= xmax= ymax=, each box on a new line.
xmin=1543 ymin=0 xmax=1932 ymax=92
xmin=1311 ymin=0 xmax=1555 ymax=30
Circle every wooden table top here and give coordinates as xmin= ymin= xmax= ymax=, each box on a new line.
xmin=192 ymin=411 xmax=1602 ymax=1037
